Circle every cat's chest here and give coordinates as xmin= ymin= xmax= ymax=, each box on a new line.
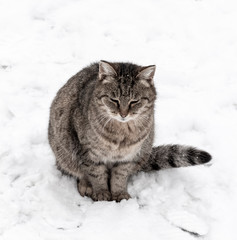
xmin=88 ymin=134 xmax=144 ymax=163
xmin=107 ymin=142 xmax=142 ymax=163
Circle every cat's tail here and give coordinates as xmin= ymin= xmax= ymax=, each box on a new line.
xmin=140 ymin=145 xmax=212 ymax=172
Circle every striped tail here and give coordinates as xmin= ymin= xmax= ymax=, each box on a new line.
xmin=141 ymin=145 xmax=212 ymax=172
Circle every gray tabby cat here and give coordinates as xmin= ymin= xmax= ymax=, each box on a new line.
xmin=48 ymin=61 xmax=211 ymax=202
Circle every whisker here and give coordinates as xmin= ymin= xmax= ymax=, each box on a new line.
xmin=135 ymin=114 xmax=151 ymax=128
xmin=103 ymin=117 xmax=112 ymax=131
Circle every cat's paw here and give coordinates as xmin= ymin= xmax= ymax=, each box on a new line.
xmin=92 ymin=190 xmax=111 ymax=201
xmin=77 ymin=179 xmax=93 ymax=197
xmin=112 ymin=192 xmax=131 ymax=202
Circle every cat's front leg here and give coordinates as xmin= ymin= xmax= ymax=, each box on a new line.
xmin=110 ymin=162 xmax=136 ymax=202
xmin=81 ymin=162 xmax=111 ymax=201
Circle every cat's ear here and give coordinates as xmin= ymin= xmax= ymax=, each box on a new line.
xmin=137 ymin=65 xmax=156 ymax=86
xmin=98 ymin=60 xmax=117 ymax=81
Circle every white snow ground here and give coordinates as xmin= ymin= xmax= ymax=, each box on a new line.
xmin=1 ymin=0 xmax=237 ymax=239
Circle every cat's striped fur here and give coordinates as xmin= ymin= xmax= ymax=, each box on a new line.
xmin=141 ymin=145 xmax=211 ymax=172
xmin=48 ymin=61 xmax=211 ymax=202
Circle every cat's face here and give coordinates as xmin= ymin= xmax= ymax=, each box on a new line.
xmin=94 ymin=61 xmax=157 ymax=123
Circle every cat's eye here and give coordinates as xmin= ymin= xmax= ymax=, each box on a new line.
xmin=110 ymin=98 xmax=120 ymax=106
xmin=129 ymin=100 xmax=139 ymax=107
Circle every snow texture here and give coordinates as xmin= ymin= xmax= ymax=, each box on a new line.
xmin=1 ymin=0 xmax=237 ymax=239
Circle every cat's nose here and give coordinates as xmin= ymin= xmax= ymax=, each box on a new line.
xmin=119 ymin=104 xmax=129 ymax=119
xmin=120 ymin=112 xmax=128 ymax=118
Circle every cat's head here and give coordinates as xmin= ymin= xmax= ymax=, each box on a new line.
xmin=94 ymin=60 xmax=157 ymax=123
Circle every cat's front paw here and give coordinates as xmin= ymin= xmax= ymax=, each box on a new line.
xmin=112 ymin=192 xmax=131 ymax=202
xmin=92 ymin=190 xmax=111 ymax=201
xmin=77 ymin=179 xmax=93 ymax=197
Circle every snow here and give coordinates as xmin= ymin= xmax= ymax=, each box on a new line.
xmin=1 ymin=0 xmax=237 ymax=239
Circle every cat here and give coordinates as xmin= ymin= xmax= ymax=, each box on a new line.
xmin=48 ymin=60 xmax=211 ymax=202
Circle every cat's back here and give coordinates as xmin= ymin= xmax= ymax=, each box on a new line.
xmin=51 ymin=62 xmax=99 ymax=110
xmin=48 ymin=62 xmax=99 ymax=143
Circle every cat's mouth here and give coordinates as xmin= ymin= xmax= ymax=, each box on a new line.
xmin=112 ymin=115 xmax=133 ymax=123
